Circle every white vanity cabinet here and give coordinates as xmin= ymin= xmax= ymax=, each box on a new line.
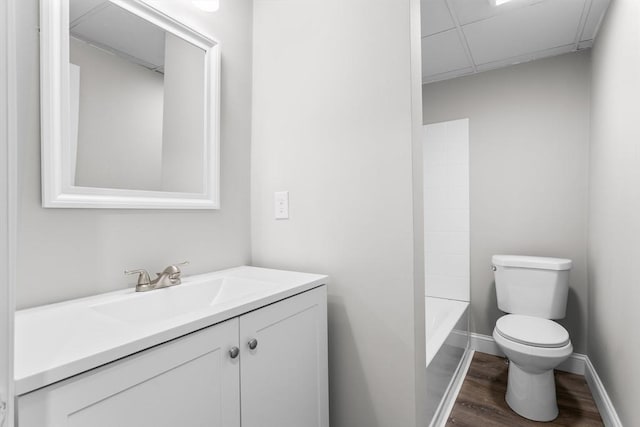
xmin=17 ymin=286 xmax=328 ymax=427
xmin=18 ymin=317 xmax=241 ymax=427
xmin=240 ymin=284 xmax=329 ymax=427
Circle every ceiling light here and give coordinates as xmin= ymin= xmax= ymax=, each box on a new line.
xmin=192 ymin=0 xmax=220 ymax=12
xmin=494 ymin=0 xmax=514 ymax=5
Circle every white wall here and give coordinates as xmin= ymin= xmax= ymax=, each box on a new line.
xmin=589 ymin=0 xmax=640 ymax=424
xmin=70 ymin=37 xmax=165 ymax=191
xmin=15 ymin=0 xmax=253 ymax=308
xmin=423 ymin=51 xmax=591 ymax=353
xmin=423 ymin=119 xmax=470 ymax=302
xmin=251 ymin=1 xmax=424 ymax=426
xmin=0 ymin=0 xmax=16 ymax=422
xmin=161 ymin=32 xmax=205 ymax=194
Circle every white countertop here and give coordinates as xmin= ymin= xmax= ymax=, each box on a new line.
xmin=15 ymin=266 xmax=327 ymax=395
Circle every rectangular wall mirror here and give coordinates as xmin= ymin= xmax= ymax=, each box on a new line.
xmin=41 ymin=0 xmax=220 ymax=209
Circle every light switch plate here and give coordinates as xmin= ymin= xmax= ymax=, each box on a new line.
xmin=274 ymin=191 xmax=289 ymax=219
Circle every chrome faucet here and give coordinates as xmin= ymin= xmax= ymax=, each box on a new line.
xmin=125 ymin=261 xmax=189 ymax=292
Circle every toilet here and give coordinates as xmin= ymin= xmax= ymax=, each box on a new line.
xmin=491 ymin=255 xmax=573 ymax=422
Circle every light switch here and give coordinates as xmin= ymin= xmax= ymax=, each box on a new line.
xmin=274 ymin=191 xmax=289 ymax=219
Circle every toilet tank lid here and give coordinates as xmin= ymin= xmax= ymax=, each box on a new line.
xmin=492 ymin=255 xmax=572 ymax=271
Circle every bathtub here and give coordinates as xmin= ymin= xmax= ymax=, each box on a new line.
xmin=425 ymin=296 xmax=469 ymax=426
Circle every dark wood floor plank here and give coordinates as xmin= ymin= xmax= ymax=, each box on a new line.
xmin=446 ymin=352 xmax=604 ymax=427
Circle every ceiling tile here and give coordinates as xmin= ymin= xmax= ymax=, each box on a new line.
xmin=462 ymin=0 xmax=585 ymax=65
xmin=421 ymin=0 xmax=455 ymax=37
xmin=448 ymin=0 xmax=497 ymax=25
xmin=449 ymin=0 xmax=546 ymax=26
xmin=578 ymin=40 xmax=593 ymax=50
xmin=69 ymin=0 xmax=107 ymax=23
xmin=71 ymin=3 xmax=167 ymax=68
xmin=422 ymin=29 xmax=471 ymax=77
xmin=581 ymin=0 xmax=611 ymax=41
xmin=424 ymin=67 xmax=474 ymax=84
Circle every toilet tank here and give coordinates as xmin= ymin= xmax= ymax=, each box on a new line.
xmin=492 ymin=255 xmax=572 ymax=319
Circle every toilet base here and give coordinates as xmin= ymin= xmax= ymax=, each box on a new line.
xmin=505 ymin=362 xmax=558 ymax=422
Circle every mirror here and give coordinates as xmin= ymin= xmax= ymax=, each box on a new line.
xmin=41 ymin=0 xmax=220 ymax=208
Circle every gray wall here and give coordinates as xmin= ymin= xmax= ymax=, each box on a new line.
xmin=16 ymin=0 xmax=253 ymax=308
xmin=423 ymin=52 xmax=591 ymax=353
xmin=251 ymin=1 xmax=424 ymax=426
xmin=589 ymin=0 xmax=640 ymax=424
xmin=70 ymin=37 xmax=165 ymax=191
xmin=0 ymin=0 xmax=16 ymax=421
xmin=161 ymin=32 xmax=205 ymax=193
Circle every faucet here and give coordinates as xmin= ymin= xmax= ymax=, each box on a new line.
xmin=125 ymin=261 xmax=189 ymax=292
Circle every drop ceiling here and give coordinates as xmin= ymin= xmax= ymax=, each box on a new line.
xmin=69 ymin=0 xmax=167 ymax=71
xmin=421 ymin=0 xmax=611 ymax=84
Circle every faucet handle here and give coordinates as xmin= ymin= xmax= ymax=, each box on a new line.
xmin=157 ymin=261 xmax=190 ymax=281
xmin=124 ymin=269 xmax=151 ymax=285
xmin=165 ymin=261 xmax=189 ymax=274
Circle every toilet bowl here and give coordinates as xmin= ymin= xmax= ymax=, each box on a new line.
xmin=493 ymin=314 xmax=573 ymax=422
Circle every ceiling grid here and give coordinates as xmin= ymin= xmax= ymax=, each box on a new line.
xmin=421 ymin=0 xmax=611 ymax=84
xmin=444 ymin=0 xmax=477 ymax=73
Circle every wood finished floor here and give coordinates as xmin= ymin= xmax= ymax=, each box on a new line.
xmin=447 ymin=352 xmax=604 ymax=427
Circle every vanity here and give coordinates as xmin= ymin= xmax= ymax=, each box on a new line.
xmin=15 ymin=267 xmax=329 ymax=427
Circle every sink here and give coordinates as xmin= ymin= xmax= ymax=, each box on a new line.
xmin=90 ymin=277 xmax=277 ymax=323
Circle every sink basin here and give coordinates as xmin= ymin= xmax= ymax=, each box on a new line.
xmin=90 ymin=277 xmax=277 ymax=323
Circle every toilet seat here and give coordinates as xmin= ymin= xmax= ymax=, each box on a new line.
xmin=495 ymin=315 xmax=570 ymax=348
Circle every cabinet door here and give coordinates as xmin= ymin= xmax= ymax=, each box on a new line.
xmin=240 ymin=286 xmax=328 ymax=427
xmin=18 ymin=318 xmax=240 ymax=427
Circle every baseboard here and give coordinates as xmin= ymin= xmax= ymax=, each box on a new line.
xmin=559 ymin=352 xmax=587 ymax=376
xmin=468 ymin=332 xmax=622 ymax=426
xmin=584 ymin=357 xmax=623 ymax=427
xmin=469 ymin=332 xmax=503 ymax=357
xmin=429 ymin=349 xmax=474 ymax=427
xmin=468 ymin=332 xmax=585 ymax=375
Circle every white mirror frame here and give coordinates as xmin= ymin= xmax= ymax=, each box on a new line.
xmin=40 ymin=0 xmax=221 ymax=209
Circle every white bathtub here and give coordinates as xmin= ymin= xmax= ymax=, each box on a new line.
xmin=426 ymin=297 xmax=468 ymax=366
xmin=425 ymin=296 xmax=469 ymax=426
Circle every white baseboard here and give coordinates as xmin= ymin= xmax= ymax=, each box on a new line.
xmin=469 ymin=332 xmax=503 ymax=357
xmin=468 ymin=332 xmax=622 ymax=426
xmin=429 ymin=349 xmax=474 ymax=427
xmin=584 ymin=357 xmax=623 ymax=427
xmin=559 ymin=352 xmax=587 ymax=376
